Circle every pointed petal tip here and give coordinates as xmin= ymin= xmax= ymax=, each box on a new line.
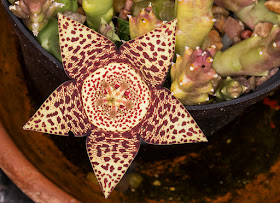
xmin=201 ymin=135 xmax=208 ymax=142
xmin=22 ymin=123 xmax=29 ymax=130
xmin=57 ymin=12 xmax=63 ymax=18
xmin=103 ymin=191 xmax=111 ymax=199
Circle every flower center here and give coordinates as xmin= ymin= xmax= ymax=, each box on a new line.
xmin=82 ymin=63 xmax=151 ymax=132
xmin=94 ymin=81 xmax=133 ymax=118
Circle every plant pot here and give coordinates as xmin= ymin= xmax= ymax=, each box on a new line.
xmin=2 ymin=1 xmax=280 ymax=202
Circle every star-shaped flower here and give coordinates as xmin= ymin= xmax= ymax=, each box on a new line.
xmin=23 ymin=14 xmax=207 ymax=198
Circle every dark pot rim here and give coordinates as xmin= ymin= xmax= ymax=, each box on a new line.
xmin=2 ymin=0 xmax=280 ymax=112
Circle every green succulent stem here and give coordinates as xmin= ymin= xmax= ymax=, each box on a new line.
xmin=9 ymin=0 xmax=78 ymax=36
xmin=215 ymin=77 xmax=246 ymax=101
xmin=235 ymin=0 xmax=280 ymax=30
xmin=175 ymin=0 xmax=214 ymax=55
xmin=99 ymin=18 xmax=120 ymax=42
xmin=213 ymin=25 xmax=280 ymax=77
xmin=56 ymin=0 xmax=78 ymax=13
xmin=132 ymin=0 xmax=175 ymax=21
xmin=129 ymin=5 xmax=163 ymax=39
xmin=214 ymin=0 xmax=255 ymax=12
xmin=170 ymin=47 xmax=218 ymax=105
xmin=36 ymin=17 xmax=62 ymax=61
xmin=82 ymin=0 xmax=114 ymax=30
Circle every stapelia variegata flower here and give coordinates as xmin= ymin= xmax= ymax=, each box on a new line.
xmin=23 ymin=13 xmax=207 ymax=198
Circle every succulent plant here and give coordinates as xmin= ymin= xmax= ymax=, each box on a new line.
xmin=170 ymin=46 xmax=219 ymax=105
xmin=131 ymin=0 xmax=175 ymax=21
xmin=115 ymin=0 xmax=134 ymax=20
xmin=9 ymin=0 xmax=78 ymax=36
xmin=129 ymin=4 xmax=163 ymax=39
xmin=215 ymin=76 xmax=247 ymax=101
xmin=82 ymin=0 xmax=114 ymax=30
xmin=56 ymin=0 xmax=78 ymax=13
xmin=235 ymin=0 xmax=280 ymax=30
xmin=23 ymin=14 xmax=207 ymax=198
xmin=175 ymin=0 xmax=215 ymax=55
xmin=99 ymin=18 xmax=120 ymax=42
xmin=215 ymin=0 xmax=280 ymax=30
xmin=9 ymin=0 xmax=64 ymax=36
xmin=214 ymin=0 xmax=256 ymax=12
xmin=36 ymin=17 xmax=61 ymax=61
xmin=213 ymin=24 xmax=280 ymax=77
xmin=113 ymin=0 xmax=126 ymax=13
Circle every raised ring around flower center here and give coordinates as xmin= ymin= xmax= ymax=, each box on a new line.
xmin=82 ymin=63 xmax=151 ymax=132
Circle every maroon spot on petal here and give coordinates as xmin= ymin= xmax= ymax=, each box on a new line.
xmin=71 ymin=37 xmax=79 ymax=42
xmin=104 ymin=157 xmax=110 ymax=162
xmin=79 ymin=39 xmax=86 ymax=45
xmin=47 ymin=119 xmax=55 ymax=126
xmin=179 ymin=129 xmax=186 ymax=133
xmin=161 ymin=55 xmax=168 ymax=60
xmin=158 ymin=60 xmax=164 ymax=66
xmin=140 ymin=42 xmax=147 ymax=47
xmin=101 ymin=164 xmax=109 ymax=170
xmin=136 ymin=46 xmax=143 ymax=51
xmin=150 ymin=65 xmax=159 ymax=72
xmin=92 ymin=161 xmax=99 ymax=166
xmin=71 ymin=56 xmax=79 ymax=62
xmin=130 ymin=49 xmax=140 ymax=57
xmin=65 ymin=95 xmax=70 ymax=104
xmin=73 ymin=45 xmax=81 ymax=53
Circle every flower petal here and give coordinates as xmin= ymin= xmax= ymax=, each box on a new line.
xmin=58 ymin=13 xmax=118 ymax=82
xmin=23 ymin=81 xmax=93 ymax=136
xmin=119 ymin=19 xmax=177 ymax=88
xmin=86 ymin=131 xmax=140 ymax=198
xmin=140 ymin=88 xmax=207 ymax=144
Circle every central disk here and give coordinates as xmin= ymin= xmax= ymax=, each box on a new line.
xmin=82 ymin=63 xmax=151 ymax=132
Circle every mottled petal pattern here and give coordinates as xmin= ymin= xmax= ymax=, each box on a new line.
xmin=140 ymin=88 xmax=207 ymax=144
xmin=120 ymin=20 xmax=177 ymax=88
xmin=86 ymin=131 xmax=140 ymax=198
xmin=58 ymin=13 xmax=119 ymax=82
xmin=23 ymin=81 xmax=93 ymax=136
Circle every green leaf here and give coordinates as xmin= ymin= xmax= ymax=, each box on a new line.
xmin=116 ymin=18 xmax=130 ymax=42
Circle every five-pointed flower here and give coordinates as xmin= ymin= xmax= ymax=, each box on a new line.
xmin=23 ymin=14 xmax=207 ymax=198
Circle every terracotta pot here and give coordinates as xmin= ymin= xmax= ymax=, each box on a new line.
xmin=0 ymin=122 xmax=80 ymax=203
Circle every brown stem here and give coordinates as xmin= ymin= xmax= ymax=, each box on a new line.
xmin=119 ymin=0 xmax=133 ymax=20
